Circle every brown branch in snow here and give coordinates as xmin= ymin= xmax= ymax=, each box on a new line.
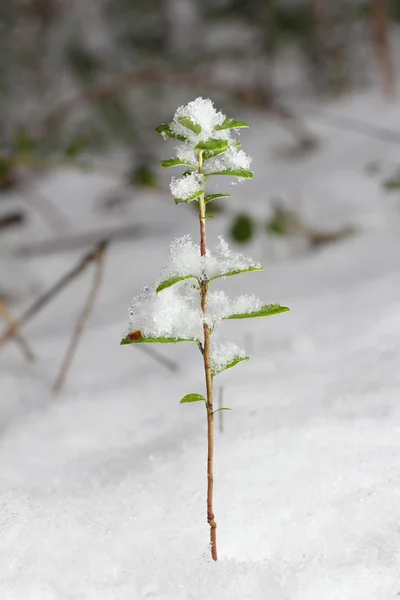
xmin=15 ymin=223 xmax=153 ymax=256
xmin=0 ymin=241 xmax=109 ymax=352
xmin=41 ymin=62 xmax=314 ymax=146
xmin=0 ymin=212 xmax=25 ymax=231
xmin=290 ymin=103 xmax=400 ymax=146
xmin=0 ymin=299 xmax=35 ymax=362
xmin=132 ymin=344 xmax=179 ymax=373
xmin=16 ymin=178 xmax=71 ymax=234
xmin=53 ymin=240 xmax=108 ymax=394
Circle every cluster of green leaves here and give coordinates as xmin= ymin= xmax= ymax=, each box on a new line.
xmin=121 ymin=108 xmax=290 ymax=407
xmin=155 ymin=118 xmax=253 ymax=201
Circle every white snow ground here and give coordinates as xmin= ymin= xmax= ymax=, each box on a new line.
xmin=1 ymin=91 xmax=400 ymax=599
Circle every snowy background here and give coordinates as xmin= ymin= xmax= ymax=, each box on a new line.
xmin=2 ymin=2 xmax=400 ymax=599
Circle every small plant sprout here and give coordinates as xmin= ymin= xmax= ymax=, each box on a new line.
xmin=121 ymin=97 xmax=289 ymax=561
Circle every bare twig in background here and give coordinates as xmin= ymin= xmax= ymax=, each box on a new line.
xmin=17 ymin=178 xmax=70 ymax=233
xmin=290 ymin=103 xmax=400 ymax=146
xmin=0 ymin=237 xmax=179 ymax=379
xmin=42 ymin=63 xmax=315 ymax=148
xmin=0 ymin=299 xmax=35 ymax=362
xmin=0 ymin=241 xmax=108 ymax=352
xmin=308 ymin=225 xmax=355 ymax=248
xmin=15 ymin=223 xmax=154 ymax=256
xmin=133 ymin=344 xmax=179 ymax=373
xmin=53 ymin=240 xmax=108 ymax=394
xmin=0 ymin=212 xmax=25 ymax=231
xmin=371 ymin=0 xmax=396 ymax=98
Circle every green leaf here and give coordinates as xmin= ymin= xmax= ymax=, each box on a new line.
xmin=129 ymin=165 xmax=158 ymax=188
xmin=210 ymin=265 xmax=263 ymax=281
xmin=212 ymin=356 xmax=249 ymax=376
xmin=65 ymin=135 xmax=87 ymax=159
xmin=161 ymin=158 xmax=196 ymax=169
xmin=205 ymin=193 xmax=234 ymax=204
xmin=383 ymin=173 xmax=400 ymax=191
xmin=177 ymin=117 xmax=201 ymax=134
xmin=156 ymin=275 xmax=198 ymax=293
xmin=207 ymin=169 xmax=253 ymax=179
xmin=203 ymin=140 xmax=240 ymax=160
xmin=174 ymin=190 xmax=204 ymax=204
xmin=121 ymin=336 xmax=197 ymax=345
xmin=230 ymin=213 xmax=254 ymax=243
xmin=215 ymin=118 xmax=249 ymax=131
xmin=155 ymin=123 xmax=188 ymax=142
xmin=213 ymin=407 xmax=233 ymax=414
xmin=224 ymin=304 xmax=290 ymax=320
xmin=180 ymin=393 xmax=206 ymax=404
xmin=203 ymin=148 xmax=228 ymax=160
xmin=195 ymin=139 xmax=229 ymax=152
xmin=15 ymin=130 xmax=35 ymax=155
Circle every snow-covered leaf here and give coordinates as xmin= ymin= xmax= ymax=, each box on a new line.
xmin=156 ymin=275 xmax=198 ymax=293
xmin=212 ymin=355 xmax=249 ymax=376
xmin=174 ymin=190 xmax=203 ymax=204
xmin=215 ymin=118 xmax=249 ymax=131
xmin=170 ymin=172 xmax=204 ymax=202
xmin=160 ymin=158 xmax=196 ymax=169
xmin=204 ymin=193 xmax=233 ymax=204
xmin=195 ymin=139 xmax=229 ymax=152
xmin=180 ymin=393 xmax=206 ymax=404
xmin=203 ymin=147 xmax=230 ymax=161
xmin=121 ymin=336 xmax=197 ymax=345
xmin=177 ymin=117 xmax=202 ymax=134
xmin=155 ymin=123 xmax=188 ymax=142
xmin=210 ymin=265 xmax=263 ymax=281
xmin=207 ymin=169 xmax=254 ymax=179
xmin=224 ymin=304 xmax=290 ymax=320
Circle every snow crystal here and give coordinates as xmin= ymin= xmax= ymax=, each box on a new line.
xmin=171 ymin=97 xmax=228 ymax=143
xmin=204 ymin=147 xmax=252 ymax=175
xmin=206 ymin=291 xmax=263 ymax=326
xmin=156 ymin=235 xmax=203 ymax=282
xmin=156 ymin=235 xmax=262 ymax=284
xmin=207 ymin=236 xmax=262 ymax=279
xmin=210 ymin=341 xmax=247 ymax=374
xmin=128 ymin=282 xmax=203 ymax=341
xmin=176 ymin=143 xmax=198 ymax=166
xmin=170 ymin=172 xmax=204 ymax=200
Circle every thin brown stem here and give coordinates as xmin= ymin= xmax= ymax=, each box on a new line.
xmin=198 ymin=151 xmax=217 ymax=561
xmin=52 ymin=241 xmax=108 ymax=394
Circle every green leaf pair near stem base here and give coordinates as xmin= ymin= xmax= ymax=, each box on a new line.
xmin=180 ymin=394 xmax=232 ymax=414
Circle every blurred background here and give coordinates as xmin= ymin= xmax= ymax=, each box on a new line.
xmin=1 ymin=0 xmax=400 ymax=392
